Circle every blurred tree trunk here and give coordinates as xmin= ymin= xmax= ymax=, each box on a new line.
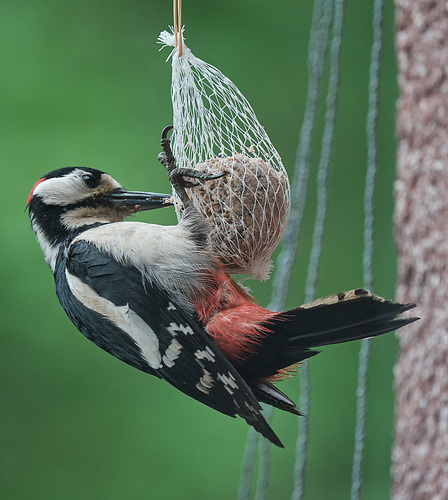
xmin=393 ymin=0 xmax=448 ymax=498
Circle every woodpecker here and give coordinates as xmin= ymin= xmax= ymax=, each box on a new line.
xmin=27 ymin=130 xmax=417 ymax=448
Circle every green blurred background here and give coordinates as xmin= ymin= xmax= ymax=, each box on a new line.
xmin=1 ymin=0 xmax=399 ymax=498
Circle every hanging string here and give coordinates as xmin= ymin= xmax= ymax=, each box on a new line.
xmin=173 ymin=0 xmax=183 ymax=56
xmin=237 ymin=427 xmax=259 ymax=500
xmin=237 ymin=1 xmax=333 ymax=498
xmin=254 ymin=420 xmax=273 ymax=500
xmin=350 ymin=0 xmax=383 ymax=498
xmin=260 ymin=5 xmax=333 ymax=497
xmin=270 ymin=0 xmax=333 ymax=312
xmin=293 ymin=1 xmax=345 ymax=498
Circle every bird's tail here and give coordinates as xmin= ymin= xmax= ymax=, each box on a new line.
xmin=282 ymin=288 xmax=416 ymax=347
xmin=240 ymin=289 xmax=418 ymax=387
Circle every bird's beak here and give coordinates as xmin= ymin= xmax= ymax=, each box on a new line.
xmin=106 ymin=190 xmax=173 ymax=212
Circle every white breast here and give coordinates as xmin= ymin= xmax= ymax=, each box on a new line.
xmin=73 ymin=221 xmax=214 ymax=312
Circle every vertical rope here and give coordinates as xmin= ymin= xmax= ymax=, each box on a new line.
xmin=292 ymin=1 xmax=345 ymax=498
xmin=173 ymin=0 xmax=183 ymax=56
xmin=237 ymin=406 xmax=274 ymax=500
xmin=237 ymin=428 xmax=259 ymax=500
xmin=173 ymin=0 xmax=178 ymax=50
xmin=350 ymin=0 xmax=383 ymax=498
xmin=238 ymin=1 xmax=333 ymax=498
xmin=270 ymin=0 xmax=333 ymax=311
xmin=254 ymin=406 xmax=274 ymax=500
xmin=304 ymin=0 xmax=345 ymax=304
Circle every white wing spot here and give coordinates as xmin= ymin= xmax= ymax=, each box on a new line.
xmin=167 ymin=302 xmax=176 ymax=311
xmin=218 ymin=373 xmax=239 ymax=395
xmin=162 ymin=338 xmax=183 ymax=368
xmin=167 ymin=322 xmax=194 ymax=336
xmin=194 ymin=347 xmax=216 ymax=363
xmin=196 ymin=369 xmax=214 ymax=394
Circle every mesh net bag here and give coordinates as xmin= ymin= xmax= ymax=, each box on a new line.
xmin=158 ymin=29 xmax=291 ymax=280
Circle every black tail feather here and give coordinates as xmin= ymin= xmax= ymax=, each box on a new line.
xmin=279 ymin=290 xmax=418 ymax=350
xmin=237 ymin=289 xmax=418 ymax=383
xmin=252 ymin=381 xmax=304 ymax=416
xmin=239 ymin=402 xmax=284 ymax=448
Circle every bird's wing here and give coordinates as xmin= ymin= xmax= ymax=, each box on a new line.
xmin=56 ymin=239 xmax=282 ymax=446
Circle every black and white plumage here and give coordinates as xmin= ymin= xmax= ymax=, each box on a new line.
xmin=57 ymin=236 xmax=265 ymax=424
xmin=27 ymin=163 xmax=418 ymax=448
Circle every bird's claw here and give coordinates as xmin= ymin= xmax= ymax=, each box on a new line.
xmin=158 ymin=126 xmax=227 ymax=194
xmin=169 ymin=167 xmax=227 ymax=185
xmin=161 ymin=125 xmax=174 ymax=141
xmin=159 ymin=126 xmax=176 ymax=175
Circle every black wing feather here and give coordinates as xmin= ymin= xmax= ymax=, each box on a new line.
xmin=55 ymin=246 xmax=157 ymax=374
xmin=55 ymin=239 xmax=282 ymax=447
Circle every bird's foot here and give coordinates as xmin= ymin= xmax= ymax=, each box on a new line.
xmin=167 ymin=167 xmax=226 ymax=188
xmin=158 ymin=126 xmax=226 ymax=204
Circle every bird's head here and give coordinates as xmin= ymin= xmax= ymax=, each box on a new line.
xmin=27 ymin=167 xmax=172 ymax=269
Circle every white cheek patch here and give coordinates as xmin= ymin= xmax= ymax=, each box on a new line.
xmin=65 ymin=271 xmax=163 ymax=369
xmin=33 ymin=174 xmax=92 ymax=206
xmin=33 ymin=170 xmax=122 ymax=207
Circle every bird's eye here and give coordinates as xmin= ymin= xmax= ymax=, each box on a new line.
xmin=82 ymin=173 xmax=99 ymax=189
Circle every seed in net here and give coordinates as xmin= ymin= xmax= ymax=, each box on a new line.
xmin=186 ymin=153 xmax=289 ymax=280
